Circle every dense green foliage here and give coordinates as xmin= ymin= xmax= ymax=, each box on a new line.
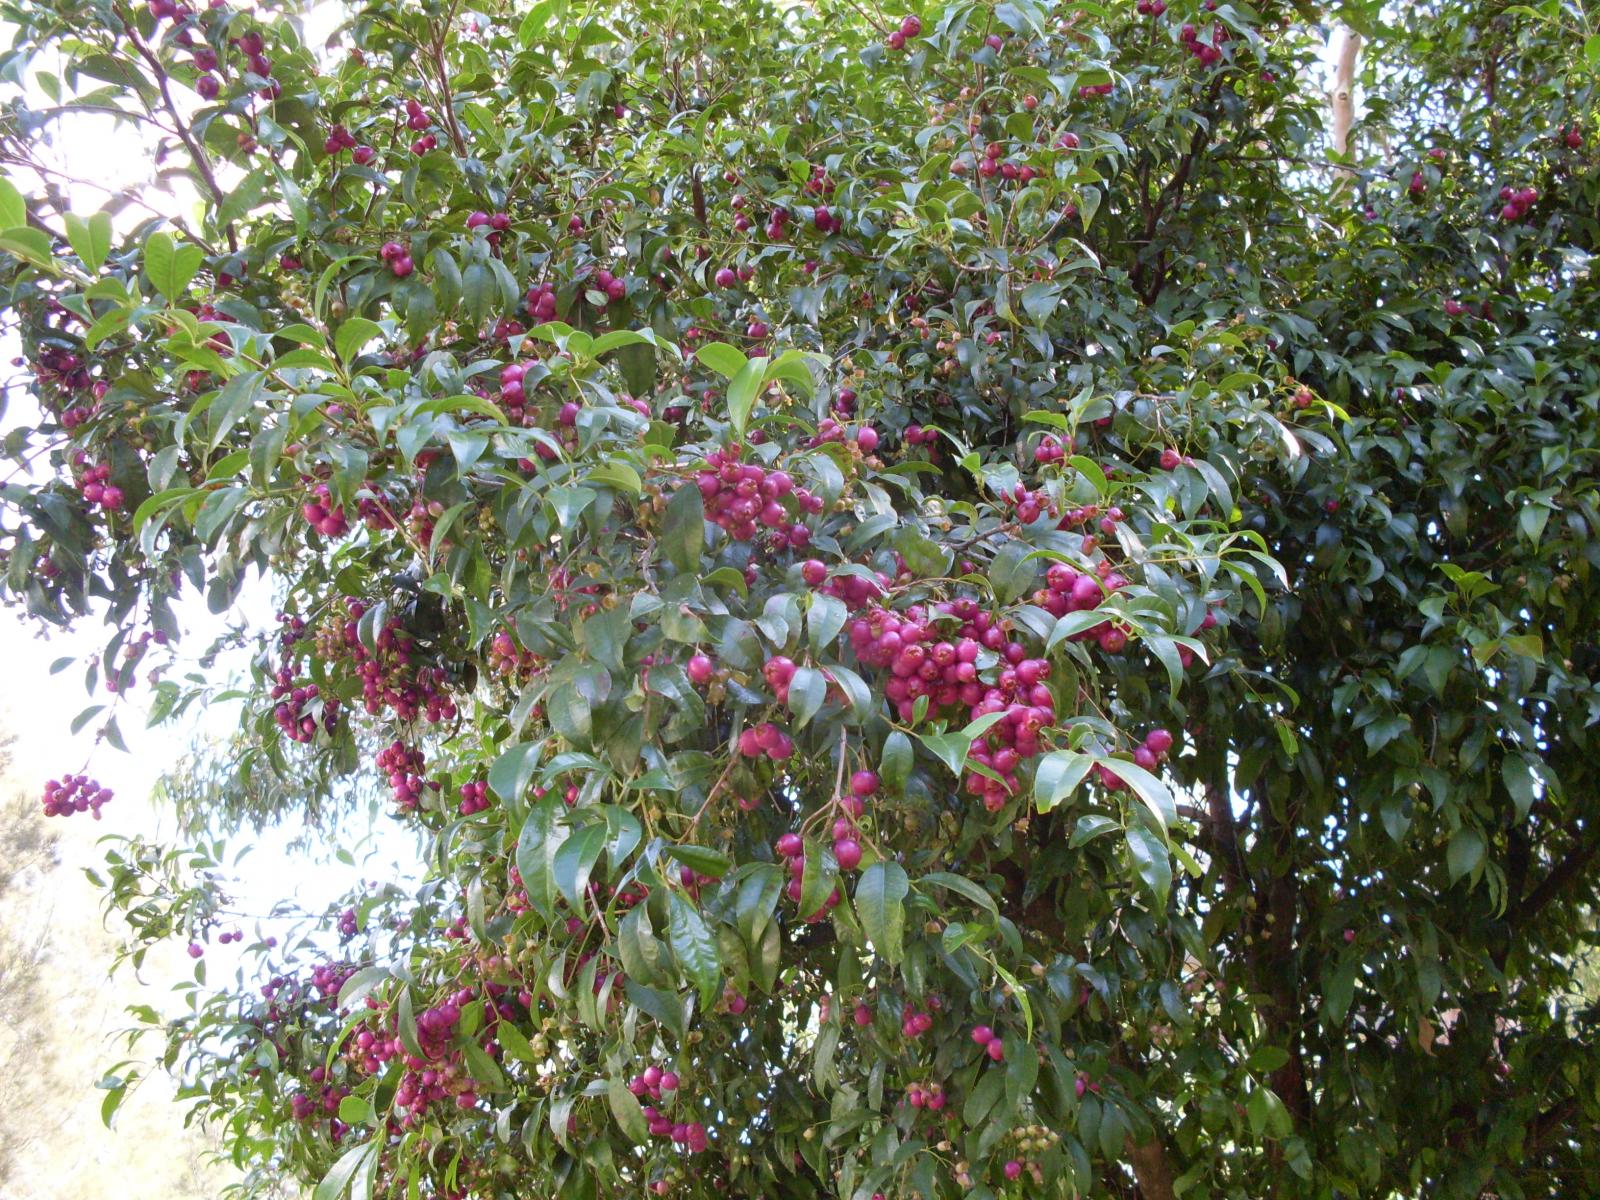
xmin=1 ymin=0 xmax=1598 ymax=1198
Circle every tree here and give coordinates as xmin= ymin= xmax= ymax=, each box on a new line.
xmin=0 ymin=0 xmax=1597 ymax=1198
xmin=0 ymin=733 xmax=65 ymax=1193
xmin=0 ymin=729 xmax=240 ymax=1200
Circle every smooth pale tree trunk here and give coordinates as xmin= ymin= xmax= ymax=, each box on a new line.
xmin=1330 ymin=26 xmax=1362 ymax=184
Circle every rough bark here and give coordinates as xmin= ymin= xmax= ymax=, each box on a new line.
xmin=1126 ymin=1134 xmax=1178 ymax=1200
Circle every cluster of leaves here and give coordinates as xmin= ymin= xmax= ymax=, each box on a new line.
xmin=1 ymin=0 xmax=1598 ymax=1198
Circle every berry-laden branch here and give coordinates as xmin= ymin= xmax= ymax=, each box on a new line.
xmin=116 ymin=7 xmax=236 ymax=252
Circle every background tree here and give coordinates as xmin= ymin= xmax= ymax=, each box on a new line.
xmin=0 ymin=732 xmax=65 ymax=1193
xmin=0 ymin=726 xmax=231 ymax=1200
xmin=0 ymin=1 xmax=1597 ymax=1199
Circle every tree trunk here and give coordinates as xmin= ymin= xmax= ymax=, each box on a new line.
xmin=1329 ymin=27 xmax=1362 ymax=185
xmin=1127 ymin=1135 xmax=1178 ymax=1200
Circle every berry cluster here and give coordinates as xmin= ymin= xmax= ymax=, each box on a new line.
xmin=1498 ymin=185 xmax=1538 ymax=222
xmin=1135 ymin=0 xmax=1167 ymax=13
xmin=465 ymin=209 xmax=512 ymax=241
xmin=901 ymin=1002 xmax=936 ymax=1039
xmin=377 ymin=740 xmax=433 ymax=811
xmin=1095 ymin=727 xmax=1178 ymax=790
xmin=525 ymin=280 xmax=559 ymax=323
xmin=310 ymin=961 xmax=358 ymax=1000
xmin=405 ymin=99 xmax=439 ymax=154
xmin=315 ymin=600 xmax=458 ymax=723
xmin=300 ymin=481 xmax=350 ymax=537
xmin=41 ymin=773 xmax=111 ymax=818
xmin=230 ymin=29 xmax=279 ymax=100
xmin=1077 ymin=81 xmax=1115 ymax=98
xmin=774 ymin=834 xmax=843 ymax=921
xmin=289 ymin=1067 xmax=351 ymax=1129
xmin=271 ymin=681 xmax=340 ymax=744
xmin=971 ymin=1023 xmax=1006 ymax=1062
xmin=74 ymin=459 xmax=124 ymax=512
xmin=748 ymin=202 xmax=783 ymax=242
xmin=736 ymin=721 xmax=796 ymax=761
xmin=1179 ymin=22 xmax=1229 ymax=66
xmin=496 ymin=361 xmax=548 ymax=432
xmin=626 ymin=1063 xmax=681 ymax=1101
xmin=807 ymin=415 xmax=880 ymax=454
xmin=458 ymin=780 xmax=491 ymax=815
xmin=641 ymin=1105 xmax=709 ymax=1154
xmin=487 ymin=629 xmax=542 ymax=681
xmin=1032 ymin=433 xmax=1072 ymax=464
xmin=998 ymin=480 xmax=1056 ymax=524
xmin=802 ymin=558 xmax=888 ymax=606
xmin=35 ymin=344 xmax=92 ymax=398
xmin=904 ymin=1080 xmax=948 ymax=1110
xmin=885 ymin=13 xmax=921 ymax=50
xmin=323 ymin=123 xmax=366 ymax=160
xmin=585 ymin=266 xmax=629 ymax=306
xmin=366 ymin=985 xmax=508 ymax=1126
xmin=380 ymin=240 xmax=415 ymax=277
xmin=971 ymin=139 xmax=1039 ymax=185
xmin=692 ymin=447 xmax=823 ymax=550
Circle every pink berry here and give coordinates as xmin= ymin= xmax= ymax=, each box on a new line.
xmin=971 ymin=1025 xmax=994 ymax=1045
